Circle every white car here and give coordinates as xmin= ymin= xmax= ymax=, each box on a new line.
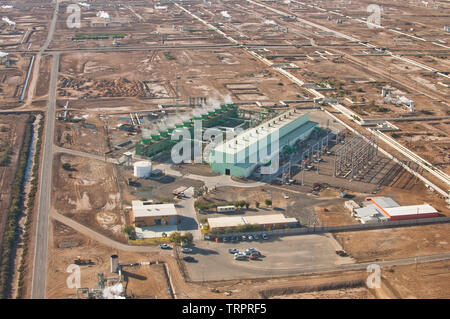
xmin=181 ymin=248 xmax=193 ymax=253
xmin=244 ymin=248 xmax=256 ymax=255
xmin=234 ymin=253 xmax=247 ymax=260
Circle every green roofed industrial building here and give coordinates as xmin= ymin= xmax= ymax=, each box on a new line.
xmin=209 ymin=109 xmax=317 ymax=178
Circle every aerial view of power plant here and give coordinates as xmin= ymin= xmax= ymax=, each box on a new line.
xmin=0 ymin=0 xmax=449 ymax=303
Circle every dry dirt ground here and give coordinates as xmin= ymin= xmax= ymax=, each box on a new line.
xmin=272 ymin=287 xmax=374 ymax=299
xmin=0 ymin=54 xmax=29 ymax=107
xmin=47 ymin=220 xmax=171 ymax=299
xmin=58 ymin=49 xmax=305 ymax=109
xmin=0 ymin=114 xmax=29 ymax=248
xmin=379 ymin=260 xmax=450 ymax=299
xmin=334 ymin=223 xmax=450 ymax=262
xmin=34 ymin=54 xmax=52 ymax=99
xmin=51 ymin=153 xmax=125 ymax=242
xmin=54 ymin=113 xmax=108 ymax=156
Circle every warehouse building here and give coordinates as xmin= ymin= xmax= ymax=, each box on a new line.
xmin=353 ymin=197 xmax=438 ymax=223
xmin=207 ymin=214 xmax=299 ymax=232
xmin=209 ymin=110 xmax=317 ymax=177
xmin=131 ymin=201 xmax=181 ymax=227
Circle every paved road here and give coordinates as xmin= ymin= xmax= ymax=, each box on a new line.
xmin=24 ymin=1 xmax=59 ymax=107
xmin=30 ymin=52 xmax=59 ymax=299
xmin=154 ymin=163 xmax=265 ymax=189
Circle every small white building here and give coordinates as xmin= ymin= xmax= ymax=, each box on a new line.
xmin=133 ymin=161 xmax=152 ymax=178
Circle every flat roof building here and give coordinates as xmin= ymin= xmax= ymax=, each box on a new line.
xmin=208 ymin=214 xmax=298 ymax=231
xmin=353 ymin=197 xmax=438 ymax=223
xmin=209 ymin=110 xmax=317 ymax=177
xmin=131 ymin=201 xmax=181 ymax=228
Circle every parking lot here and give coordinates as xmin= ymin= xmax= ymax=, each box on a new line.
xmin=182 ymin=233 xmax=353 ymax=281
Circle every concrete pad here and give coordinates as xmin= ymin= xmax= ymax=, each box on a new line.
xmin=135 ymin=225 xmax=178 ymax=238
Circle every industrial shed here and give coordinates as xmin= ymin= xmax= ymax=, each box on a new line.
xmin=208 ymin=214 xmax=298 ymax=232
xmin=353 ymin=197 xmax=438 ymax=223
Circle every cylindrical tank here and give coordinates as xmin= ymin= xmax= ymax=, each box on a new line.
xmin=110 ymin=255 xmax=119 ymax=273
xmin=133 ymin=161 xmax=152 ymax=178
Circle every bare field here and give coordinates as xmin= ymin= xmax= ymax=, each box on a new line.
xmin=0 ymin=54 xmax=30 ymax=106
xmin=51 ymin=153 xmax=125 ymax=242
xmin=380 ymin=260 xmax=450 ymax=299
xmin=54 ymin=112 xmax=108 ymax=156
xmin=334 ymin=223 xmax=450 ymax=262
xmin=58 ymin=49 xmax=306 ymax=107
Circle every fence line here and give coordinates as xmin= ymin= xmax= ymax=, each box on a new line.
xmin=212 ymin=216 xmax=450 ymax=239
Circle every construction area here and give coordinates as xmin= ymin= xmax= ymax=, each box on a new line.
xmin=0 ymin=0 xmax=448 ymax=300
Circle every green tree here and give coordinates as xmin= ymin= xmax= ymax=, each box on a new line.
xmin=169 ymin=232 xmax=182 ymax=244
xmin=264 ymin=199 xmax=272 ymax=207
xmin=181 ymin=232 xmax=193 ymax=244
xmin=123 ymin=225 xmax=134 ymax=235
xmin=62 ymin=163 xmax=71 ymax=171
xmin=255 ymin=201 xmax=260 ymax=209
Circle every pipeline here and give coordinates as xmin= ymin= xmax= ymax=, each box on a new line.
xmin=19 ymin=55 xmax=35 ymax=101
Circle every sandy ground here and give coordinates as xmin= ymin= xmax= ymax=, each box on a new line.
xmin=55 ymin=113 xmax=108 ymax=156
xmin=334 ymin=223 xmax=450 ymax=262
xmin=52 ymin=153 xmax=125 ymax=242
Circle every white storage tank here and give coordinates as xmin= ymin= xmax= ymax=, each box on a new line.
xmin=133 ymin=161 xmax=152 ymax=178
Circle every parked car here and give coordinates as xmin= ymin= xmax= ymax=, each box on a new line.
xmin=249 ymin=255 xmax=259 ymax=260
xmin=223 ymin=236 xmax=229 ymax=243
xmin=204 ymin=235 xmax=212 ymax=241
xmin=181 ymin=248 xmax=193 ymax=253
xmin=228 ymin=248 xmax=239 ymax=254
xmin=183 ymin=256 xmax=197 ymax=263
xmin=232 ymin=236 xmax=239 ymax=243
xmin=160 ymin=244 xmax=171 ymax=250
xmin=251 ymin=251 xmax=261 ymax=257
xmin=262 ymin=234 xmax=268 ymax=240
xmin=244 ymin=248 xmax=256 ymax=255
xmin=248 ymin=235 xmax=254 ymax=241
xmin=241 ymin=235 xmax=247 ymax=241
xmin=253 ymin=234 xmax=259 ymax=240
xmin=336 ymin=250 xmax=348 ymax=257
xmin=181 ymin=241 xmax=190 ymax=247
xmin=234 ymin=253 xmax=247 ymax=260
